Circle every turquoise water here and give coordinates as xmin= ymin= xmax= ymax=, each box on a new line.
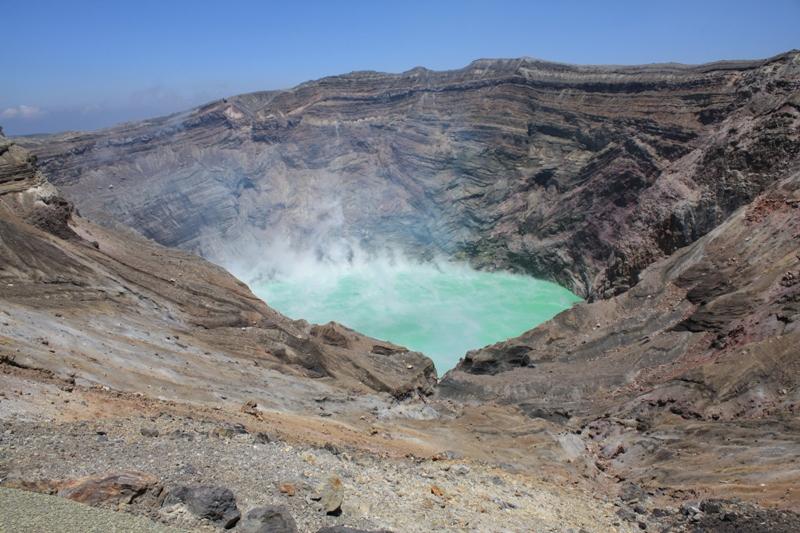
xmin=250 ymin=260 xmax=581 ymax=373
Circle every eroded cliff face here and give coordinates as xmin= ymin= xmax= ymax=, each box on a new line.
xmin=441 ymin=167 xmax=800 ymax=500
xmin=0 ymin=134 xmax=436 ymax=406
xmin=21 ymin=51 xmax=800 ymax=298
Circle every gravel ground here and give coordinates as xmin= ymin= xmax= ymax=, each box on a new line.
xmin=0 ymin=415 xmax=633 ymax=532
xmin=0 ymin=486 xmax=184 ymax=533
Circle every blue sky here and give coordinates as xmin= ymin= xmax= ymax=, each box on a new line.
xmin=2 ymin=0 xmax=798 ymax=135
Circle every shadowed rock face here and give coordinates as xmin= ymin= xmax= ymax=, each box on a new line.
xmin=20 ymin=52 xmax=800 ymax=298
xmin=0 ymin=134 xmax=436 ymax=404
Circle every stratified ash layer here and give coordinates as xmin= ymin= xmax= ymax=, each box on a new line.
xmin=1 ymin=132 xmax=436 ymax=405
xmin=21 ymin=51 xmax=800 ymax=299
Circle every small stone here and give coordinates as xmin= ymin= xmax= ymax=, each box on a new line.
xmin=301 ymin=452 xmax=317 ymax=464
xmin=315 ymin=476 xmax=344 ymax=515
xmin=240 ymin=399 xmax=261 ymax=418
xmin=616 ymin=508 xmax=637 ymax=522
xmin=279 ymin=483 xmax=296 ymax=497
xmin=452 ymin=464 xmax=470 ymax=475
xmin=253 ymin=432 xmax=271 ymax=445
xmin=492 ymin=497 xmax=517 ymax=510
xmin=431 ymin=450 xmax=462 ymax=461
xmin=169 ymin=429 xmax=194 ymax=441
xmin=700 ymin=500 xmax=722 ymax=514
xmin=179 ymin=464 xmax=198 ymax=476
xmin=650 ymin=508 xmax=671 ymax=518
xmin=140 ymin=426 xmax=159 ymax=437
xmin=619 ymin=481 xmax=647 ymax=502
xmin=323 ymin=442 xmax=341 ymax=455
xmin=210 ymin=425 xmax=238 ymax=439
xmin=430 ymin=485 xmax=445 ymax=497
xmin=601 ymin=441 xmax=626 ymax=459
xmin=680 ymin=502 xmax=702 ymax=517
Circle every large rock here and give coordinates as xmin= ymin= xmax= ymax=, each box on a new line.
xmin=162 ymin=485 xmax=240 ymax=529
xmin=315 ymin=476 xmax=344 ymax=515
xmin=238 ymin=506 xmax=298 ymax=533
xmin=57 ymin=471 xmax=161 ymax=506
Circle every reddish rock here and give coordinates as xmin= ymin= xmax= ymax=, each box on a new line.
xmin=57 ymin=470 xmax=161 ymax=506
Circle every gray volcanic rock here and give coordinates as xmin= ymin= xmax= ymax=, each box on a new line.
xmin=19 ymin=51 xmax=800 ymax=298
xmin=162 ymin=485 xmax=240 ymax=529
xmin=0 ymin=133 xmax=436 ymax=406
xmin=238 ymin=506 xmax=298 ymax=533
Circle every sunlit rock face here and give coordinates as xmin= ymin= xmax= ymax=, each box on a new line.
xmin=20 ymin=51 xmax=800 ymax=299
xmin=242 ymin=252 xmax=581 ymax=372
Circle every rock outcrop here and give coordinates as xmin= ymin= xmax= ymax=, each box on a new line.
xmin=441 ymin=167 xmax=800 ymax=498
xmin=20 ymin=51 xmax=800 ymax=298
xmin=0 ymin=133 xmax=436 ymax=405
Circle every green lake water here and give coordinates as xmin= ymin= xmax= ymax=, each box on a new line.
xmin=251 ymin=260 xmax=581 ymax=373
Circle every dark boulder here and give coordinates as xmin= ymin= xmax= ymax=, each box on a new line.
xmin=238 ymin=505 xmax=298 ymax=533
xmin=162 ymin=485 xmax=240 ymax=529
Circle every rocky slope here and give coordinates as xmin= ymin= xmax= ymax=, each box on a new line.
xmin=1 ymin=129 xmax=644 ymax=532
xmin=20 ymin=51 xmax=800 ymax=298
xmin=1 ymin=131 xmax=436 ymax=406
xmin=442 ymin=166 xmax=800 ymax=506
xmin=4 ymin=51 xmax=800 ymax=531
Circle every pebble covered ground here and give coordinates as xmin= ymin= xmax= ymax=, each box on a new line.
xmin=0 ymin=486 xmax=182 ymax=533
xmin=0 ymin=414 xmax=632 ymax=532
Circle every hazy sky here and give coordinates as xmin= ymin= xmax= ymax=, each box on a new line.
xmin=2 ymin=0 xmax=798 ymax=135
